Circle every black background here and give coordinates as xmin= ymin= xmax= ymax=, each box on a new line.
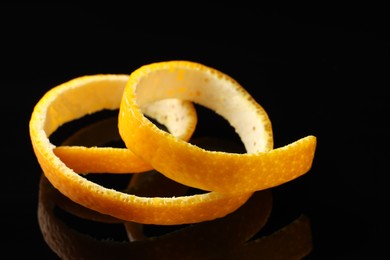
xmin=2 ymin=3 xmax=389 ymax=259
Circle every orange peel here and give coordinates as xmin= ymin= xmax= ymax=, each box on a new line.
xmin=119 ymin=60 xmax=317 ymax=193
xmin=29 ymin=74 xmax=253 ymax=224
xmin=30 ymin=60 xmax=317 ymax=225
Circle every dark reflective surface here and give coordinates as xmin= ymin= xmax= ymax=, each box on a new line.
xmin=37 ymin=114 xmax=312 ymax=259
xmin=38 ymin=173 xmax=312 ymax=259
xmin=3 ymin=3 xmax=389 ymax=259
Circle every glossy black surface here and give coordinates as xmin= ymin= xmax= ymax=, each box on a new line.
xmin=3 ymin=4 xmax=389 ymax=259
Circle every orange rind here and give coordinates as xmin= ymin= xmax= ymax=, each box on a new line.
xmin=119 ymin=60 xmax=317 ymax=193
xmin=30 ymin=60 xmax=317 ymax=225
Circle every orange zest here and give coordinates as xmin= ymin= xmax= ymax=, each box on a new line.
xmin=30 ymin=60 xmax=317 ymax=225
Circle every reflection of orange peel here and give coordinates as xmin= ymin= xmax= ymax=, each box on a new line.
xmin=119 ymin=60 xmax=316 ymax=193
xmin=38 ymin=173 xmax=312 ymax=259
xmin=29 ymin=74 xmax=253 ymax=224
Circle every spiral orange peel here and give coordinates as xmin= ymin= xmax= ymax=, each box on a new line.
xmin=119 ymin=60 xmax=316 ymax=193
xmin=30 ymin=60 xmax=316 ymax=225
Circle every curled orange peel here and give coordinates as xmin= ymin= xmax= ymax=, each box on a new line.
xmin=118 ymin=60 xmax=317 ymax=193
xmin=30 ymin=60 xmax=317 ymax=225
xmin=29 ymin=73 xmax=252 ymax=224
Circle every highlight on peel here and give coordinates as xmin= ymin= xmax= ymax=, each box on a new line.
xmin=29 ymin=74 xmax=253 ymax=224
xmin=119 ymin=60 xmax=317 ymax=194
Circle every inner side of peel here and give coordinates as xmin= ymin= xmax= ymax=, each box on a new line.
xmin=133 ymin=63 xmax=274 ymax=153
